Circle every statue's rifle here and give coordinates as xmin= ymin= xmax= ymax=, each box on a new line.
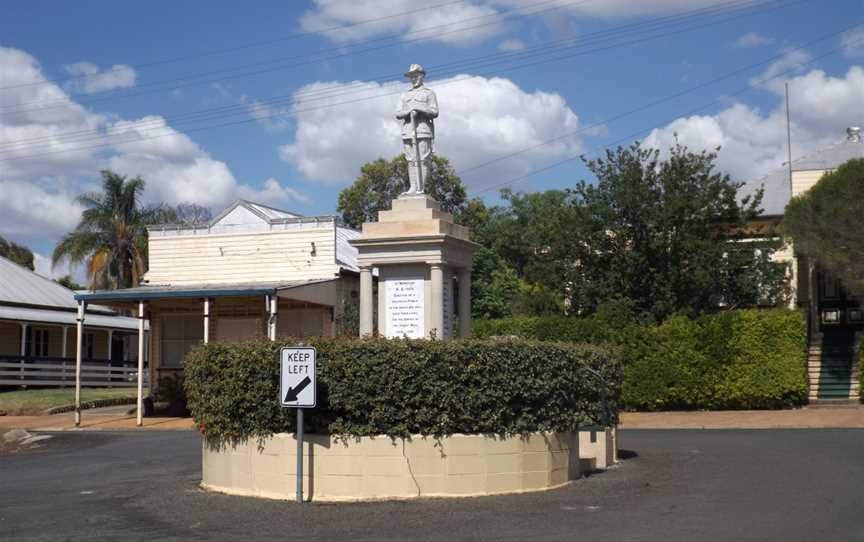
xmin=410 ymin=110 xmax=424 ymax=194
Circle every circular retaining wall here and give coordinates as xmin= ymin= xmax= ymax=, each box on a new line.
xmin=202 ymin=432 xmax=580 ymax=501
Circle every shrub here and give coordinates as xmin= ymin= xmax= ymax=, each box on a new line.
xmin=184 ymin=338 xmax=621 ymax=445
xmin=476 ymin=308 xmax=807 ymax=410
xmin=154 ymin=373 xmax=189 ymax=416
xmin=709 ymin=309 xmax=807 ymax=409
xmin=622 ymin=315 xmax=716 ymax=410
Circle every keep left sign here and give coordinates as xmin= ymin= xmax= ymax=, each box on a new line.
xmin=280 ymin=346 xmax=316 ymax=408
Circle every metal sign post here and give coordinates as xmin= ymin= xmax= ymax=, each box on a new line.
xmin=280 ymin=346 xmax=316 ymax=503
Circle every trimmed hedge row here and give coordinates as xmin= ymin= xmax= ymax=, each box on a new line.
xmin=475 ymin=309 xmax=808 ymax=410
xmin=184 ymin=338 xmax=621 ymax=444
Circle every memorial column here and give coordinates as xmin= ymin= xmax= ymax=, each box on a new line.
xmin=458 ymin=267 xmax=472 ymax=338
xmin=359 ymin=266 xmax=374 ymax=336
xmin=430 ymin=263 xmax=444 ymax=340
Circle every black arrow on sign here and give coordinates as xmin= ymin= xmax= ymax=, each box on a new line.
xmin=284 ymin=376 xmax=311 ymax=402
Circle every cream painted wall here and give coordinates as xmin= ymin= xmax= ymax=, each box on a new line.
xmin=791 ymin=169 xmax=829 ymax=198
xmin=772 ymin=241 xmax=798 ymax=308
xmin=147 ymin=228 xmax=341 ymax=285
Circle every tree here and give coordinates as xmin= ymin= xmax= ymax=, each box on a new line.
xmin=337 ymin=154 xmax=467 ymax=229
xmin=172 ymin=203 xmax=213 ymax=225
xmin=52 ymin=170 xmax=172 ymax=290
xmin=567 ymin=142 xmax=789 ymax=322
xmin=0 ymin=236 xmax=35 ymax=270
xmin=470 ymin=247 xmax=521 ymax=319
xmin=784 ymin=158 xmax=864 ymax=293
xmin=55 ymin=275 xmax=85 ymax=290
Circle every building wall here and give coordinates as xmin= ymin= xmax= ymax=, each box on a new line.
xmin=771 ymin=241 xmax=799 ymax=308
xmin=146 ymin=228 xmax=341 ymax=285
xmin=791 ymin=169 xmax=829 ymax=198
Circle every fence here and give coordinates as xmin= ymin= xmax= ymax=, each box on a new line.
xmin=0 ymin=356 xmax=148 ymax=388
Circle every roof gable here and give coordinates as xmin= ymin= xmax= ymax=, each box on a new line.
xmin=208 ymin=200 xmax=303 ymax=234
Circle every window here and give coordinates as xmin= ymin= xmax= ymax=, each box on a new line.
xmin=161 ymin=315 xmax=203 ymax=368
xmin=25 ymin=327 xmax=50 ymax=357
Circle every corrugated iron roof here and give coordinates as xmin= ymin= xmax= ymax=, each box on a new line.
xmin=740 ymin=167 xmax=790 ymax=217
xmin=0 ymin=305 xmax=141 ymax=330
xmin=742 ymin=137 xmax=864 ymax=217
xmin=0 ymin=255 xmax=83 ymax=309
xmin=245 ymin=201 xmax=303 ymax=220
xmin=790 ymin=138 xmax=864 ymax=171
xmin=75 ymin=278 xmax=337 ymax=302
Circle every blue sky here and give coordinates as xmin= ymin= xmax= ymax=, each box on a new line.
xmin=1 ymin=0 xmax=863 ymax=279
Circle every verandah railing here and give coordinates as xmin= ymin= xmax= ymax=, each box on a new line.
xmin=0 ymin=356 xmax=148 ymax=387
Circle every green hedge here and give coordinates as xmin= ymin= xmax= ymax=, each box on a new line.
xmin=476 ymin=309 xmax=807 ymax=410
xmin=184 ymin=338 xmax=621 ymax=444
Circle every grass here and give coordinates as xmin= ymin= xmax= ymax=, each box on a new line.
xmin=0 ymin=388 xmax=139 ymax=416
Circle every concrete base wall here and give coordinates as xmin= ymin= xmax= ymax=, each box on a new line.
xmin=202 ymin=432 xmax=582 ymax=502
xmin=579 ymin=427 xmax=617 ymax=471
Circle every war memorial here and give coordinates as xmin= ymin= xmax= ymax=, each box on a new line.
xmin=194 ymin=65 xmax=618 ymax=501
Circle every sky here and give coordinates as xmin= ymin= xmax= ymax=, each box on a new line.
xmin=1 ymin=0 xmax=863 ymax=281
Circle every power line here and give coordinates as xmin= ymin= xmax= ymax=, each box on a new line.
xmin=2 ymin=0 xmax=773 ymax=115
xmin=0 ymin=0 xmax=798 ymax=157
xmin=465 ymin=36 xmax=864 ymax=197
xmin=0 ymin=0 xmax=809 ymax=163
xmin=0 ymin=0 xmax=483 ymax=91
xmin=0 ymin=0 xmax=773 ymax=150
xmin=1 ymin=0 xmax=585 ymax=109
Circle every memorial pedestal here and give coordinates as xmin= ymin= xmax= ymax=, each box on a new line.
xmin=350 ymin=195 xmax=478 ymax=339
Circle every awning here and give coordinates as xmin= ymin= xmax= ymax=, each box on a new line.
xmin=74 ymin=278 xmax=338 ymax=303
xmin=0 ymin=305 xmax=142 ymax=331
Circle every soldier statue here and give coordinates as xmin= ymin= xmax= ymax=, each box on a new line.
xmin=396 ymin=64 xmax=438 ymax=196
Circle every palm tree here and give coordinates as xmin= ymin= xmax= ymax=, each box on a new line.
xmin=53 ymin=170 xmax=170 ymax=290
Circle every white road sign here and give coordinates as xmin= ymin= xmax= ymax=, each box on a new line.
xmin=280 ymin=346 xmax=316 ymax=408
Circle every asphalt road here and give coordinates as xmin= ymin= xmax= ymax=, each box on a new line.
xmin=2 ymin=429 xmax=863 ymax=541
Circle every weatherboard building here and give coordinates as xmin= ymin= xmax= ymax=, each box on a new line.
xmin=741 ymin=127 xmax=863 ymax=403
xmin=75 ymin=200 xmax=362 ymax=395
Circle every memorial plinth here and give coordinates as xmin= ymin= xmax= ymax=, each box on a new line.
xmin=349 ymin=195 xmax=479 ymax=339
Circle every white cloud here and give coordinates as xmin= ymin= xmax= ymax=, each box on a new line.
xmin=303 ymin=0 xmax=747 ymax=45
xmin=63 ymin=62 xmax=137 ymax=94
xmin=0 ymin=179 xmax=84 ymax=240
xmin=0 ymin=46 xmax=308 ymax=248
xmin=749 ymin=48 xmax=812 ymax=93
xmin=841 ymin=27 xmax=864 ymax=58
xmin=238 ymin=177 xmax=311 ymax=205
xmin=498 ymin=38 xmax=526 ymax=51
xmin=301 ymin=0 xmax=503 ymax=45
xmin=278 ymin=74 xmax=583 ymax=188
xmin=733 ymin=32 xmax=775 ymax=48
xmin=32 ymin=252 xmax=81 ymax=282
xmin=241 ymin=96 xmax=292 ymax=132
xmin=643 ymin=65 xmax=864 ymax=182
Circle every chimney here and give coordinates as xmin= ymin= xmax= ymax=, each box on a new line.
xmin=848 ymin=126 xmax=862 ymax=143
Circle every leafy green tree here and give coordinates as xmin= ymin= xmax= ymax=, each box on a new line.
xmin=470 ymin=247 xmax=521 ymax=319
xmin=55 ymin=275 xmax=85 ymax=290
xmin=784 ymin=158 xmax=864 ymax=293
xmin=52 ymin=170 xmax=173 ymax=290
xmin=568 ymin=142 xmax=789 ymax=321
xmin=0 ymin=236 xmax=35 ymax=270
xmin=337 ymin=154 xmax=467 ymax=229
